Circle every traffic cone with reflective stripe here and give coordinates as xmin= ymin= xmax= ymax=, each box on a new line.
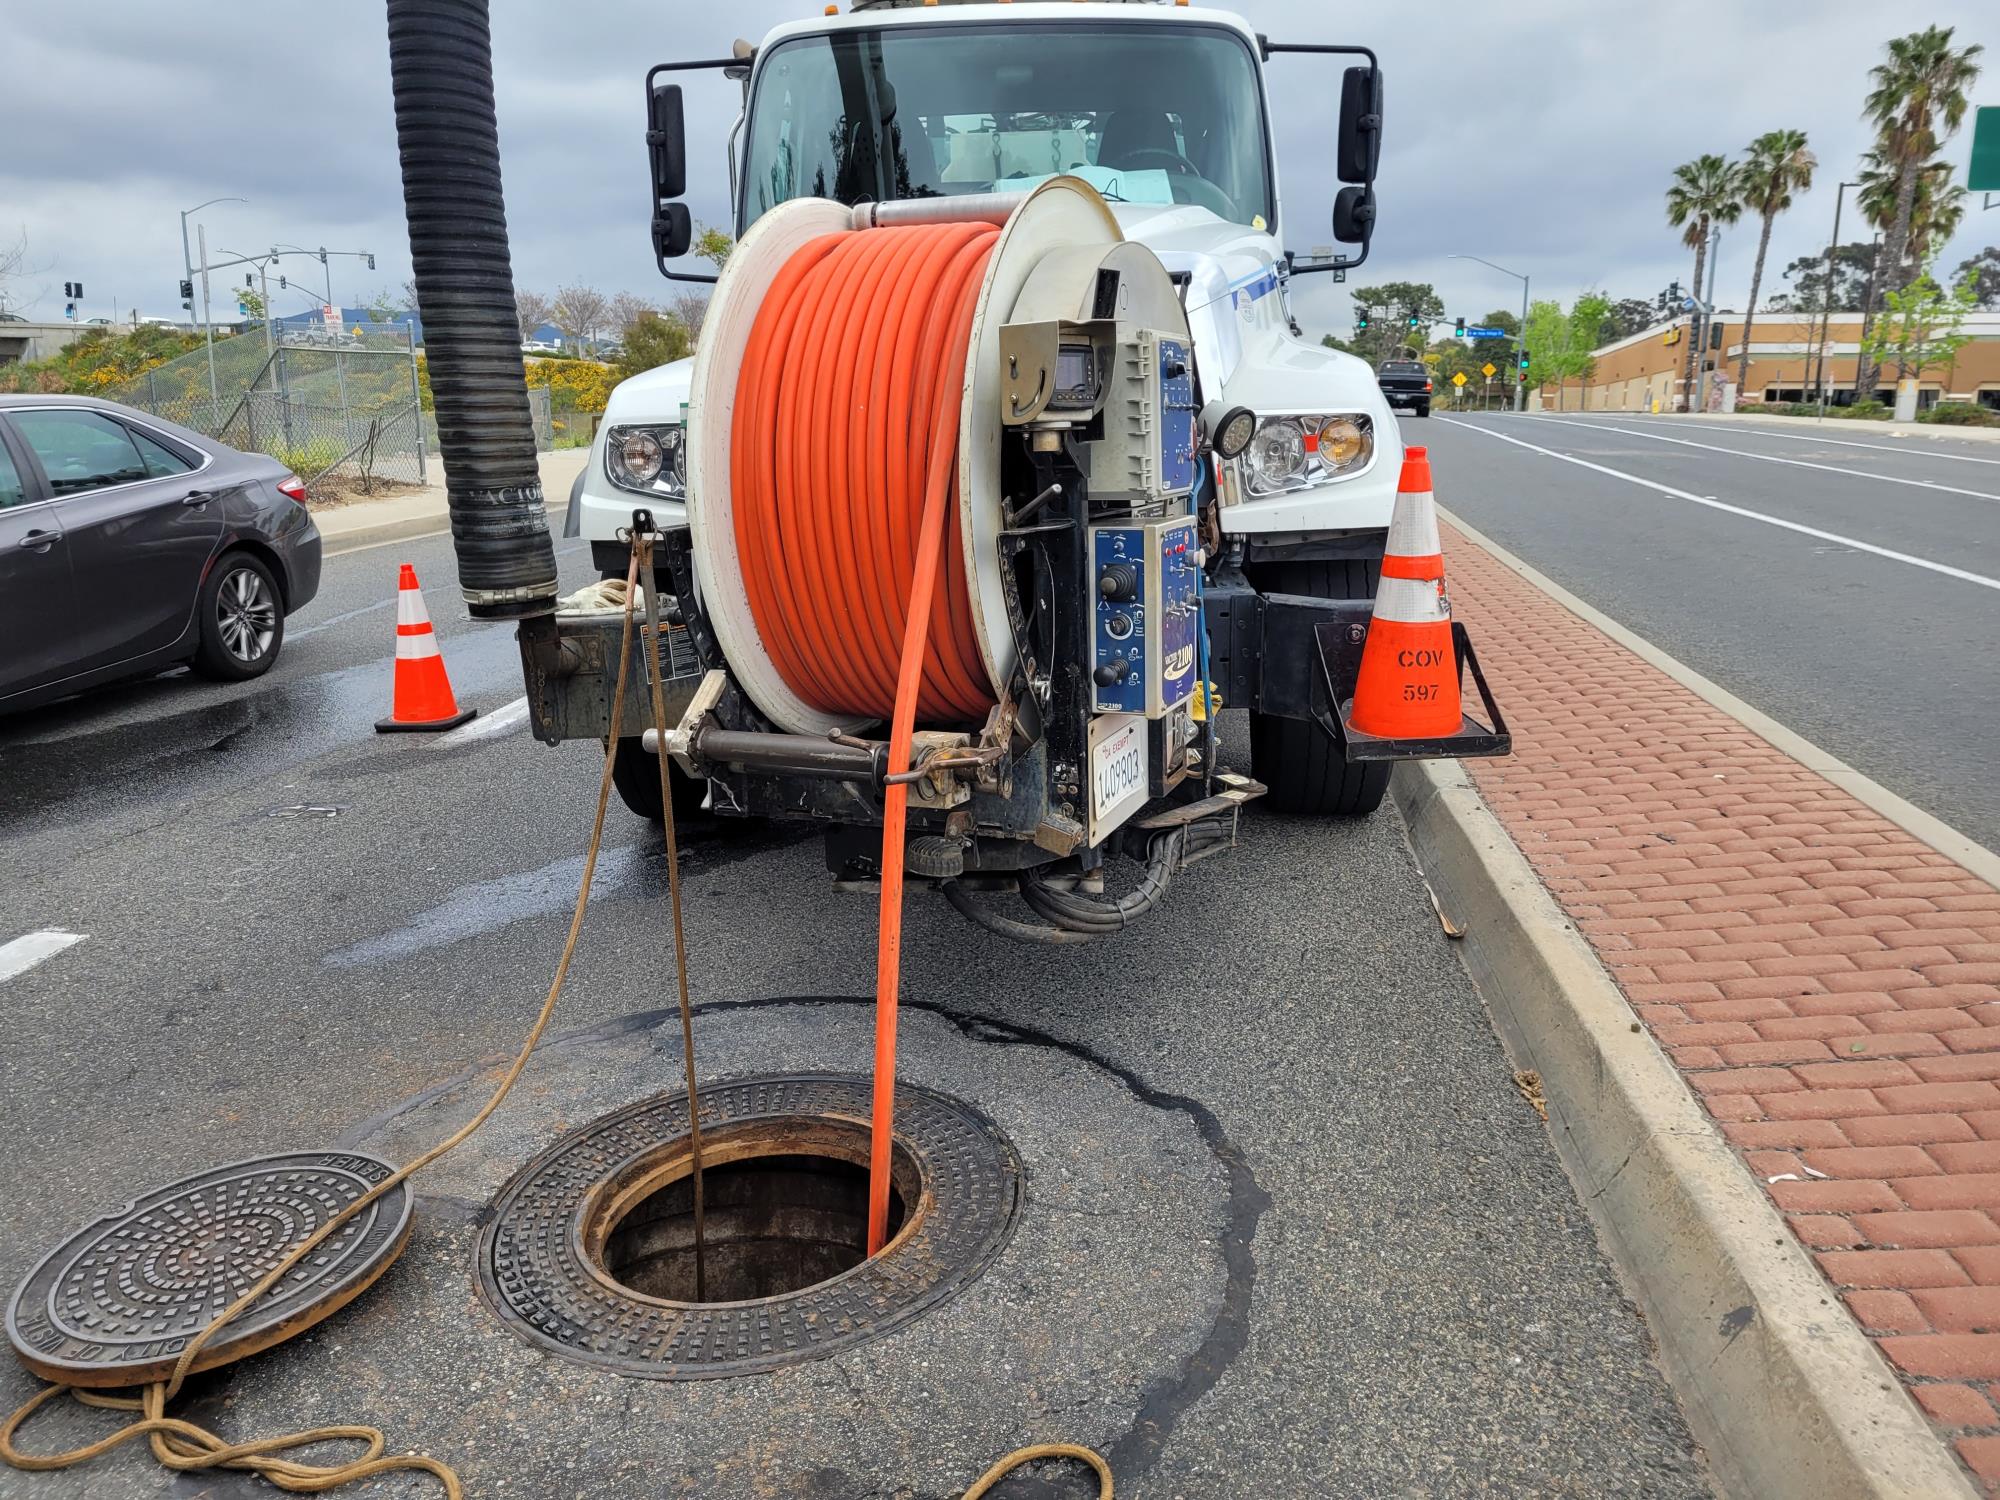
xmin=1349 ymin=446 xmax=1461 ymax=738
xmin=375 ymin=564 xmax=476 ymax=733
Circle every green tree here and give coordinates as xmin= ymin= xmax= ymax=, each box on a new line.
xmin=1858 ymin=262 xmax=1976 ymax=383
xmin=1956 ymin=247 xmax=2000 ymax=309
xmin=1601 ymin=298 xmax=1658 ymax=341
xmin=1665 ymin=153 xmax=1745 ymax=408
xmin=363 ymin=288 xmax=401 ymax=325
xmin=1856 ymin=25 xmax=1984 ymax=398
xmin=1735 ymin=129 xmax=1816 ymax=392
xmin=613 ymin=311 xmax=693 ymax=380
xmin=1523 ymin=293 xmax=1610 ymax=410
xmin=693 ymin=224 xmax=735 ymax=271
xmin=1346 ymin=281 xmax=1446 ymax=363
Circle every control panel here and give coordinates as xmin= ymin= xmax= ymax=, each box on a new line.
xmin=1153 ymin=333 xmax=1198 ymax=497
xmin=1090 ymin=517 xmax=1200 ymax=718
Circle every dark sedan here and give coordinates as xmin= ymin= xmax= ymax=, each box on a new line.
xmin=0 ymin=395 xmax=322 ymax=711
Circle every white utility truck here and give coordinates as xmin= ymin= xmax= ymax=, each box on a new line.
xmin=507 ymin=0 xmax=1509 ymax=941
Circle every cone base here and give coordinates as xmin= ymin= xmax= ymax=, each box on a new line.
xmin=375 ymin=707 xmax=477 ymax=734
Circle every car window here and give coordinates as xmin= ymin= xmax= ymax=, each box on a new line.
xmin=0 ymin=440 xmax=23 ymax=507
xmin=128 ymin=426 xmax=193 ymax=478
xmin=11 ymin=409 xmax=151 ymax=496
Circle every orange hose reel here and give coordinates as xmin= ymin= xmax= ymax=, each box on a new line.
xmin=731 ymin=220 xmax=1003 ymax=1253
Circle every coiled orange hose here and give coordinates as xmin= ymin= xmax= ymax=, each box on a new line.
xmin=733 ymin=221 xmax=1001 ymax=1251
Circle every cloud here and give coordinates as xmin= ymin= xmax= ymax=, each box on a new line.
xmin=3 ymin=1 xmax=1994 ymax=340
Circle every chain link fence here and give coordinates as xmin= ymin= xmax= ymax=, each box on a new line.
xmin=110 ymin=324 xmax=429 ymax=501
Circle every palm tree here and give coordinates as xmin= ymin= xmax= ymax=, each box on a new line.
xmin=1855 ymin=25 xmax=1983 ymax=398
xmin=1665 ymin=154 xmax=1745 ymax=410
xmin=1858 ymin=149 xmax=1966 ymax=273
xmin=1734 ymin=129 xmax=1816 ymax=393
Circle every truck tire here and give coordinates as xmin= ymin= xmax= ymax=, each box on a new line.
xmin=1415 ymin=403 xmax=1431 ymax=418
xmin=1246 ymin=557 xmax=1391 ymax=817
xmin=610 ymin=735 xmax=709 ymax=824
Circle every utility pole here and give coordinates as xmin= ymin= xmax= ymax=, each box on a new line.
xmin=1814 ymin=181 xmax=1857 ymax=413
xmin=1694 ymin=227 xmax=1722 ymax=416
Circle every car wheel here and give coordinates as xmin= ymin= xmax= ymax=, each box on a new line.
xmin=191 ymin=552 xmax=284 ymax=681
xmin=1246 ymin=557 xmax=1392 ymax=818
xmin=610 ymin=735 xmax=711 ymax=824
xmin=1416 ymin=404 xmax=1431 ymax=417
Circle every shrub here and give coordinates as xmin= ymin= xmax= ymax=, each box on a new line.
xmin=1829 ymin=400 xmax=1889 ymax=421
xmin=1917 ymin=401 xmax=1999 ymax=427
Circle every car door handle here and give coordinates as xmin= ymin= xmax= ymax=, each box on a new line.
xmin=181 ymin=489 xmax=216 ymax=507
xmin=15 ymin=530 xmax=62 ymax=552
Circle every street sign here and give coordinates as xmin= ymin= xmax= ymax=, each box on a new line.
xmin=1972 ymin=106 xmax=2000 ymax=193
xmin=1481 ymin=361 xmax=1497 ymax=378
xmin=1465 ymin=326 xmax=1506 ymax=339
xmin=1451 ymin=372 xmax=1468 ymax=388
xmin=323 ymin=304 xmax=343 ymax=335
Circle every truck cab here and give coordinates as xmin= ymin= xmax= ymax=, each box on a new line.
xmin=576 ymin=2 xmax=1397 ymax=573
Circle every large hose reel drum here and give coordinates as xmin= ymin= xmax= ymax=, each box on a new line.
xmin=685 ymin=177 xmax=1192 ymax=737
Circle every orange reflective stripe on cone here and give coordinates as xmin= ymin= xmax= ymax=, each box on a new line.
xmin=1350 ymin=446 xmax=1462 ymax=738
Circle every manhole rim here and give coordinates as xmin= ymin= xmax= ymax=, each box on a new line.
xmin=6 ymin=1149 xmax=413 ymax=1390
xmin=573 ymin=1111 xmax=929 ymax=1314
xmin=474 ymin=1071 xmax=1023 ymax=1379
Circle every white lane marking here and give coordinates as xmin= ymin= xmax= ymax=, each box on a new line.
xmin=1520 ymin=413 xmax=2000 ymax=504
xmin=1601 ymin=413 xmax=2000 ymax=468
xmin=1437 ymin=417 xmax=2000 ymax=594
xmin=0 ymin=930 xmax=85 ymax=982
xmin=430 ymin=695 xmax=530 ymax=748
xmin=290 ymin=596 xmax=395 ymax=640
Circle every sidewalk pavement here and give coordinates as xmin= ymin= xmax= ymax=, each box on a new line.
xmin=1442 ymin=517 xmax=2000 ymax=1494
xmin=1626 ymin=410 xmax=2000 ymax=445
xmin=314 ymin=447 xmax=589 ymax=549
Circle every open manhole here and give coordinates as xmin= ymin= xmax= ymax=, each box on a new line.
xmin=7 ymin=1151 xmax=411 ymax=1389
xmin=477 ymin=1073 xmax=1019 ymax=1378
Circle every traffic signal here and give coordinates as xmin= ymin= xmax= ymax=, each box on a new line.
xmin=180 ymin=279 xmax=193 ymax=300
xmin=366 ymin=254 xmax=376 ymax=270
xmin=1518 ymin=350 xmax=1531 ymax=370
xmin=1406 ymin=313 xmax=1420 ymax=331
xmin=1356 ymin=311 xmax=1369 ymax=332
xmin=1454 ymin=316 xmax=1465 ymax=338
xmin=278 ymin=275 xmax=288 ymax=290
xmin=317 ymin=247 xmax=328 ymax=265
xmin=63 ymin=281 xmax=82 ymax=299
xmin=245 ymin=274 xmax=254 ymax=289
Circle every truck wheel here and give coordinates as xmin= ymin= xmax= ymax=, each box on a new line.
xmin=610 ymin=736 xmax=709 ymax=824
xmin=1415 ymin=404 xmax=1431 ymax=418
xmin=1246 ymin=557 xmax=1392 ymax=817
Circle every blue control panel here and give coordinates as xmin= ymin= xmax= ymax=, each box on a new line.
xmin=1091 ymin=517 xmax=1200 ymax=717
xmin=1158 ymin=336 xmax=1198 ymax=496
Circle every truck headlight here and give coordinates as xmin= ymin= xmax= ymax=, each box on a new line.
xmin=1236 ymin=413 xmax=1374 ymax=497
xmin=606 ymin=423 xmax=686 ymax=498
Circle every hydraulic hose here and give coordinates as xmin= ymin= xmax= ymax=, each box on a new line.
xmin=387 ymin=0 xmax=556 ymax=620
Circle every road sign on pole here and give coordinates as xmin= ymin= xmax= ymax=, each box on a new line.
xmin=1971 ymin=106 xmax=2000 ymax=193
xmin=1451 ymin=372 xmax=1467 ymax=387
xmin=1481 ymin=361 xmax=1497 ymax=378
xmin=1465 ymin=327 xmax=1507 ymax=339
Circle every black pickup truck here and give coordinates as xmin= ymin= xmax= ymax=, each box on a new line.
xmin=1377 ymin=360 xmax=1432 ymax=418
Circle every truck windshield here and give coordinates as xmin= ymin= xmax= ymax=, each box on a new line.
xmin=740 ymin=21 xmax=1273 ymax=232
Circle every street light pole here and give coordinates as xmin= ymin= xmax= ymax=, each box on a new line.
xmin=197 ymin=223 xmax=219 ymax=406
xmin=178 ymin=196 xmax=246 ymax=336
xmin=1696 ymin=227 xmax=1721 ymax=415
xmin=1447 ymin=253 xmax=1530 ymax=412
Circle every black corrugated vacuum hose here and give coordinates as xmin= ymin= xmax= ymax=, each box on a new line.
xmin=386 ymin=0 xmax=556 ymax=621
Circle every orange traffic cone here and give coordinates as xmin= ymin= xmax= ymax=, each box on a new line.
xmin=1349 ymin=446 xmax=1461 ymax=738
xmin=375 ymin=564 xmax=476 ymax=733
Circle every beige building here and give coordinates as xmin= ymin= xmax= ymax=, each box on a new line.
xmin=1532 ymin=311 xmax=2000 ymax=413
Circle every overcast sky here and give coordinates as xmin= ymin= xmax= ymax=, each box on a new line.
xmin=3 ymin=1 xmax=1996 ymax=340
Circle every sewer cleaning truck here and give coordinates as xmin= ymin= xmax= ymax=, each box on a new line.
xmin=404 ymin=0 xmax=1506 ymax=943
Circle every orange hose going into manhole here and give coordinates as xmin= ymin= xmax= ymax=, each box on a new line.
xmin=732 ymin=220 xmax=1001 ymax=1253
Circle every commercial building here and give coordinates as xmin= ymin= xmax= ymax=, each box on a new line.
xmin=1533 ymin=311 xmax=2000 ymax=413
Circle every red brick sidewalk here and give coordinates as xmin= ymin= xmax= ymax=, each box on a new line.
xmin=1442 ymin=519 xmax=2000 ymax=1492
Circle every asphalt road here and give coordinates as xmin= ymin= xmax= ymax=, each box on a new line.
xmin=0 ymin=523 xmax=1707 ymax=1496
xmin=1424 ymin=411 xmax=2000 ymax=851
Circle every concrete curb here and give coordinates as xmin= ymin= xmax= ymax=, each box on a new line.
xmin=1395 ymin=759 xmax=1976 ymax=1500
xmin=321 ymin=499 xmax=569 ymax=556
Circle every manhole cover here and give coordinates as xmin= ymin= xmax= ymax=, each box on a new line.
xmin=7 ymin=1151 xmax=412 ymax=1389
xmin=477 ymin=1073 xmax=1020 ymax=1378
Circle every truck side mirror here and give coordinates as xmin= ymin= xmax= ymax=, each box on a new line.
xmin=1332 ymin=186 xmax=1374 ymax=246
xmin=652 ymin=203 xmax=692 ymax=262
xmin=1335 ymin=66 xmax=1382 ymax=185
xmin=648 ymin=81 xmax=687 ymax=204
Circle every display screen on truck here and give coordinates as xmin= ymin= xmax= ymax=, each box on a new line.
xmin=740 ymin=21 xmax=1274 ymax=233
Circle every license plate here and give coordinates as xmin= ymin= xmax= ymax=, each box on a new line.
xmin=1089 ymin=715 xmax=1148 ymax=841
